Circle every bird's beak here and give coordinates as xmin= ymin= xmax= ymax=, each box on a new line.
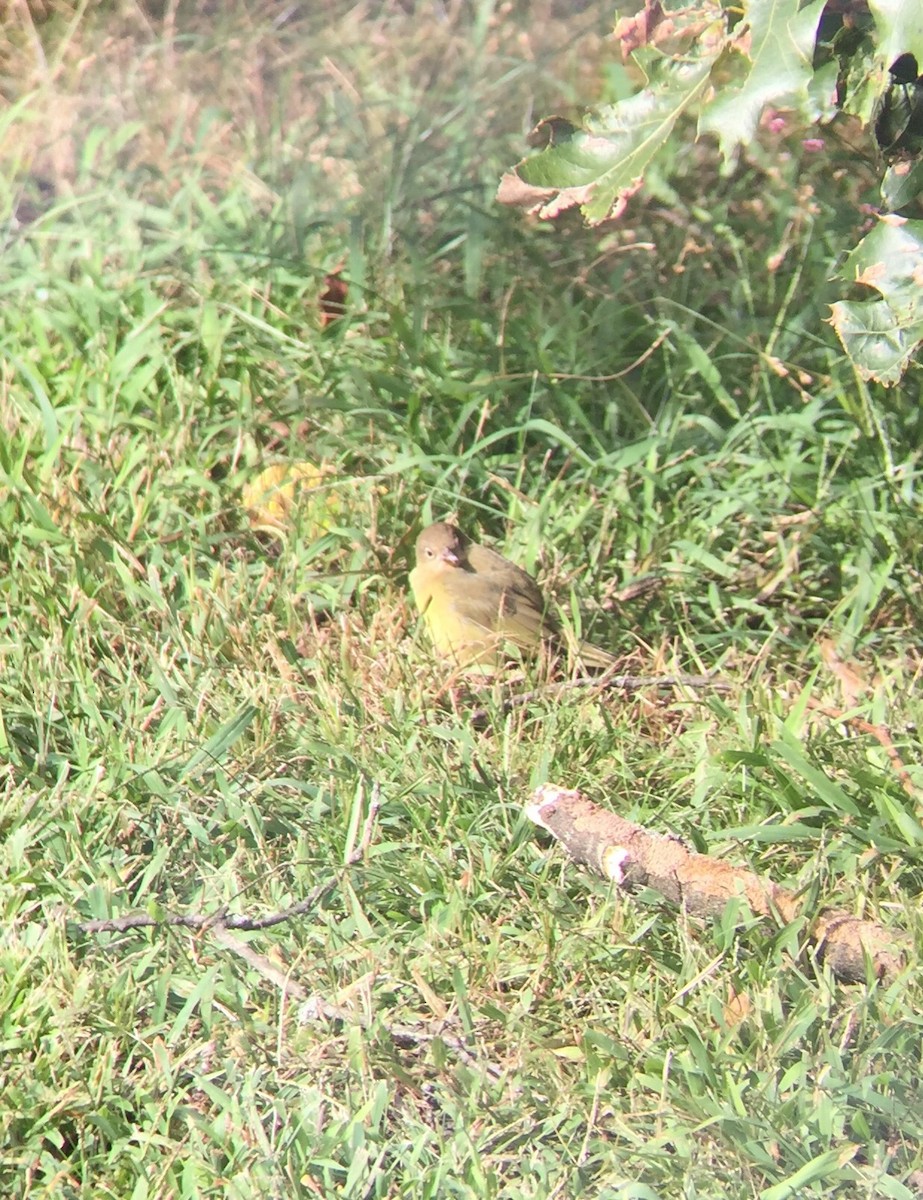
xmin=440 ymin=548 xmax=460 ymax=566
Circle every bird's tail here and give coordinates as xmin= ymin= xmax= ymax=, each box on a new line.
xmin=574 ymin=638 xmax=618 ymax=672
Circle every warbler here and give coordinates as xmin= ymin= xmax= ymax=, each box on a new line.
xmin=409 ymin=521 xmax=616 ymax=670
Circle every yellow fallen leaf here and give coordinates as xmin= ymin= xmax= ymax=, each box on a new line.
xmin=241 ymin=461 xmax=339 ymax=534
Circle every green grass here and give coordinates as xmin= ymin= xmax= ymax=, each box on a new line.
xmin=1 ymin=1 xmax=922 ymax=1197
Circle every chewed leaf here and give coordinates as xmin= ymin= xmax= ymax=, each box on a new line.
xmin=881 ymin=159 xmax=923 ymax=212
xmin=829 ymin=299 xmax=923 ymax=385
xmin=497 ymin=56 xmax=713 ymax=225
xmin=844 ymin=217 xmax=923 ymax=308
xmin=697 ymin=0 xmax=827 ymax=157
xmin=830 ymin=216 xmax=923 ymax=384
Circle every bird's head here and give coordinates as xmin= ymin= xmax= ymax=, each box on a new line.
xmin=415 ymin=522 xmax=469 ymax=572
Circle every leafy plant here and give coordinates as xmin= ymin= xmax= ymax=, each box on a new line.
xmin=499 ymin=0 xmax=923 ymax=385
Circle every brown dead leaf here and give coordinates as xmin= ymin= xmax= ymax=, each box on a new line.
xmin=723 ymin=985 xmax=752 ymax=1027
xmin=241 ymin=461 xmax=340 ymax=534
xmin=854 ymin=260 xmax=886 ymax=288
xmin=613 ymin=1 xmax=725 ymax=60
xmin=818 ymin=638 xmax=867 ymax=708
xmin=319 ymin=268 xmax=348 ymax=326
xmin=613 ymin=0 xmax=665 ymax=60
xmin=497 ymin=167 xmax=642 ymax=223
xmin=496 ymin=170 xmax=579 ymax=217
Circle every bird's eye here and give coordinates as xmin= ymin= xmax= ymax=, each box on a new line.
xmin=425 ymin=548 xmax=435 ymax=558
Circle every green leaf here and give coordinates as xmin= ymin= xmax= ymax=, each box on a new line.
xmin=847 ymin=216 xmax=923 ymax=317
xmin=497 ymin=56 xmax=714 ymax=225
xmin=830 ymin=217 xmax=923 ymax=385
xmin=830 ymin=299 xmax=923 ymax=385
xmin=668 ymin=322 xmax=741 ymax=418
xmin=698 ymin=0 xmax=827 ymax=158
xmin=773 ymin=729 xmax=861 ymax=817
xmin=180 ymin=703 xmax=258 ymax=780
xmin=868 ymin=0 xmax=923 ymax=74
xmin=881 ymin=159 xmax=923 ymax=211
xmin=760 ymin=1145 xmax=859 ymax=1200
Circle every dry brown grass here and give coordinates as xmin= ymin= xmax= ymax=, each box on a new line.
xmin=3 ymin=0 xmax=608 ymax=220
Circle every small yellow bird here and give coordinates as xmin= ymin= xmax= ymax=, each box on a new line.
xmin=409 ymin=521 xmax=617 ymax=670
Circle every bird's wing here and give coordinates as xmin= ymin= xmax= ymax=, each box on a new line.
xmin=443 ymin=570 xmax=508 ymax=633
xmin=452 ymin=570 xmax=555 ymax=650
xmin=441 ymin=570 xmax=545 ymax=645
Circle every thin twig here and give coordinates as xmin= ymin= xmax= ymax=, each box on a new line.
xmin=211 ymin=925 xmax=308 ymax=1001
xmin=74 ymin=783 xmax=381 ymax=938
xmin=298 ymin=995 xmax=504 ymax=1078
xmin=468 ymin=671 xmax=729 ymax=725
xmin=75 ymin=871 xmax=341 ymax=937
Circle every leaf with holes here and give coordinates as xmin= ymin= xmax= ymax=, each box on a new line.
xmin=497 ymin=56 xmax=714 ymax=225
xmin=698 ymin=0 xmax=827 ymax=158
xmin=830 ymin=217 xmax=923 ymax=384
